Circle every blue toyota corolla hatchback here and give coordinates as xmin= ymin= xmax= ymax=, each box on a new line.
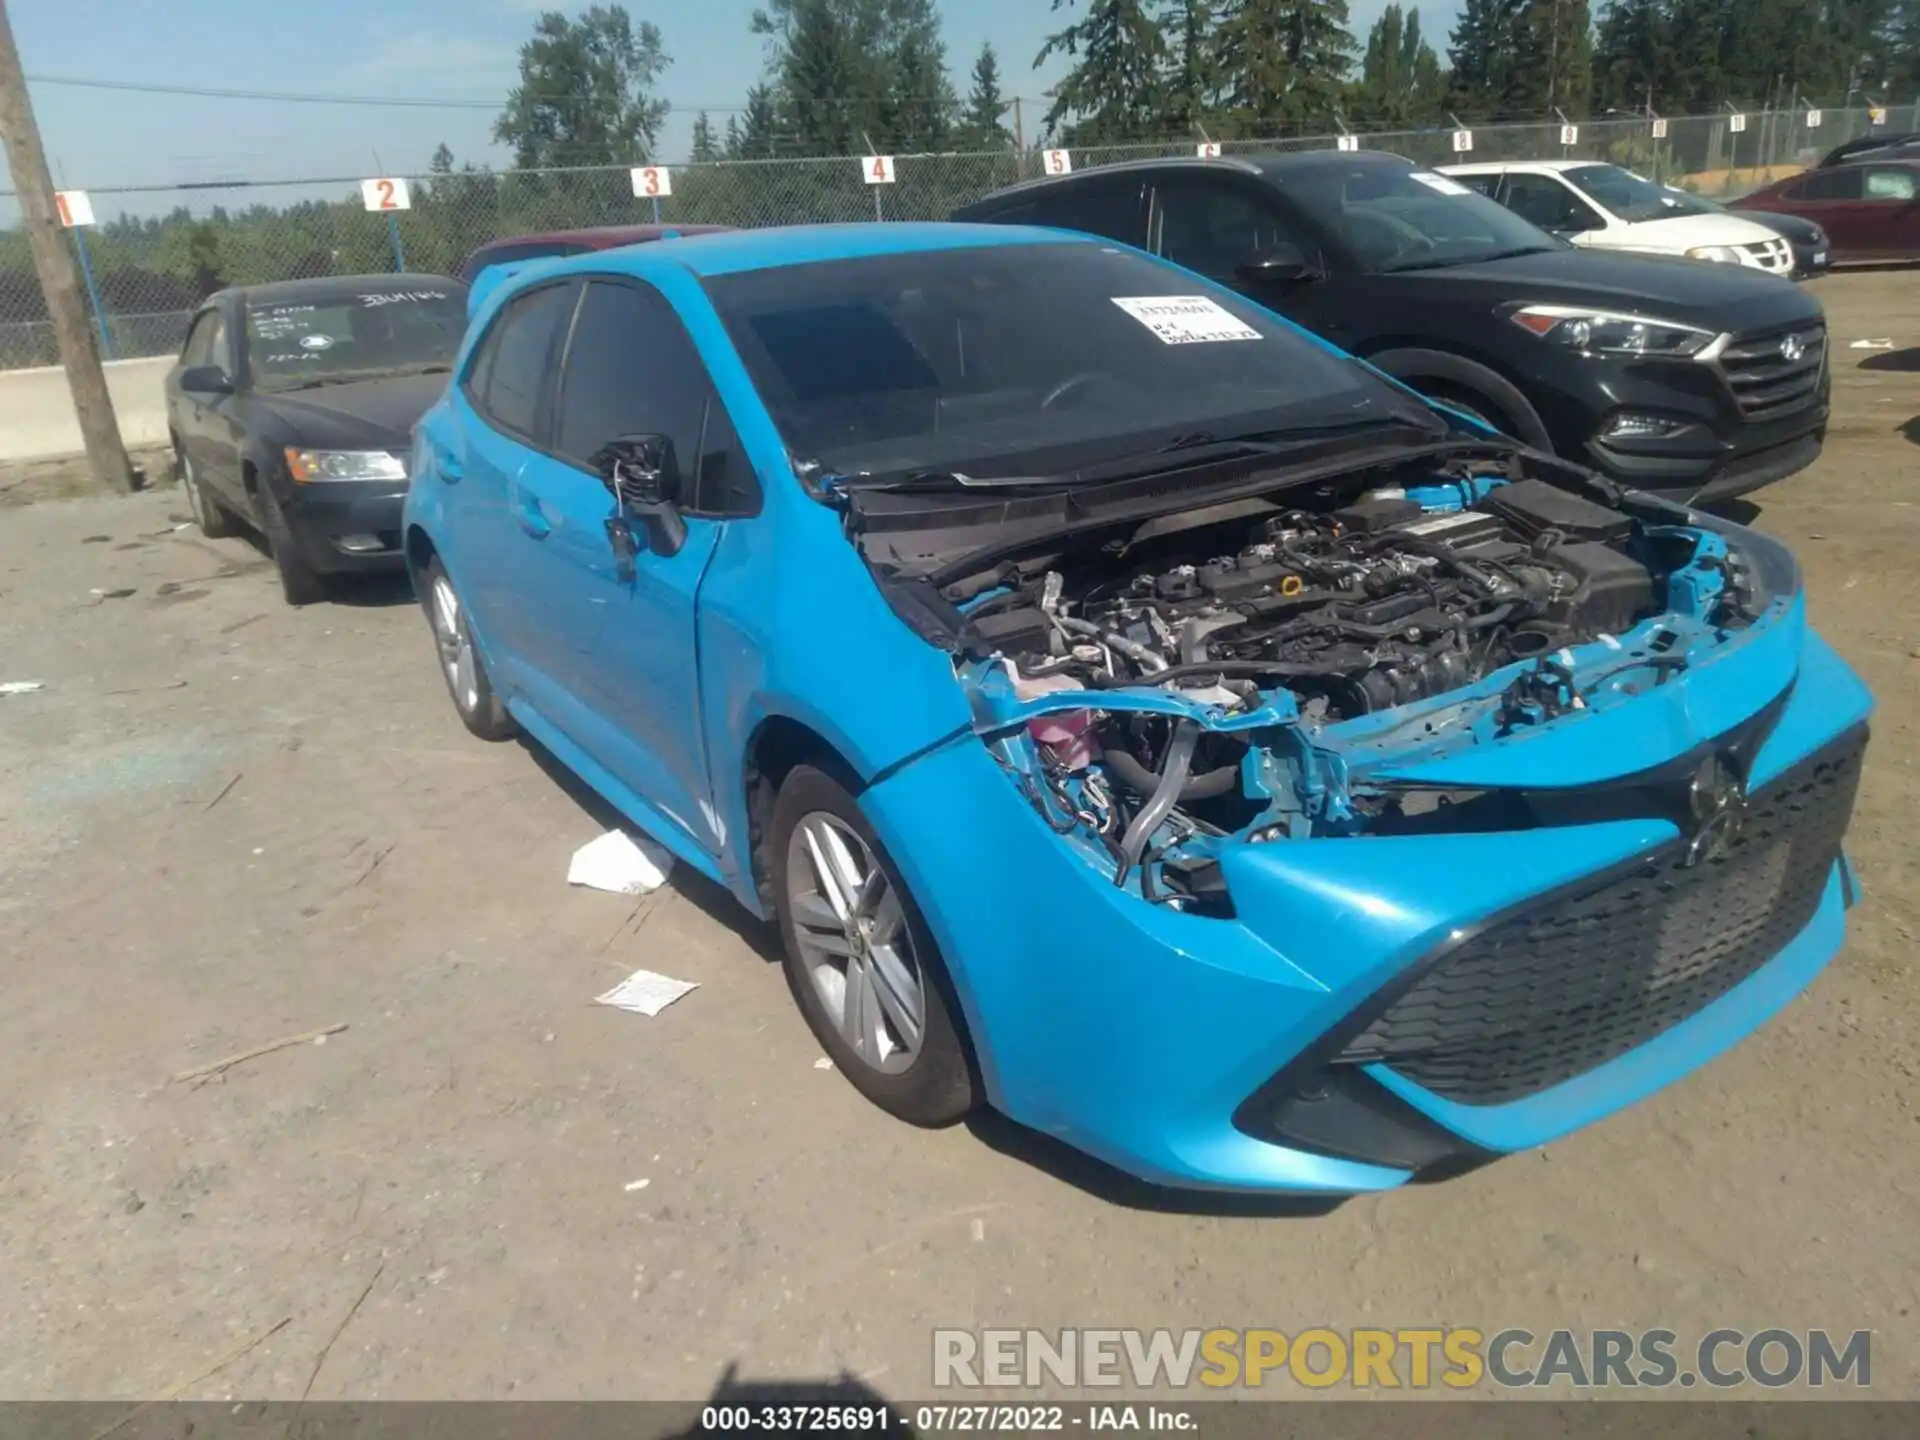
xmin=403 ymin=222 xmax=1870 ymax=1195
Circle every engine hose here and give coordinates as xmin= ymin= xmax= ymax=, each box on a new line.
xmin=1115 ymin=720 xmax=1199 ymax=888
xmin=1089 ymin=658 xmax=1353 ymax=688
xmin=1102 ymin=747 xmax=1239 ymax=802
xmin=1056 ymin=614 xmax=1169 ymax=674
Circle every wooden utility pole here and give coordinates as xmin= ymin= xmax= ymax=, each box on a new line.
xmin=0 ymin=0 xmax=135 ymax=493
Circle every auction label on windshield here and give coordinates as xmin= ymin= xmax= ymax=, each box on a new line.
xmin=1111 ymin=296 xmax=1262 ymax=345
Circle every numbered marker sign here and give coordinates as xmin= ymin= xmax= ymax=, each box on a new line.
xmin=53 ymin=189 xmax=95 ymax=227
xmin=1451 ymin=129 xmax=1474 ymax=153
xmin=1651 ymin=117 xmax=1668 ymax=139
xmin=862 ymin=154 xmax=896 ymax=185
xmin=1728 ymin=113 xmax=1747 ymax=133
xmin=1043 ymin=148 xmax=1073 ymax=175
xmin=360 ymin=177 xmax=412 ymax=211
xmin=1336 ymin=133 xmax=1360 ymax=152
xmin=1195 ymin=142 xmax=1221 ymax=159
xmin=1559 ymin=124 xmax=1579 ymax=146
xmin=630 ymin=166 xmax=672 ymax=198
xmin=1806 ymin=109 xmax=1823 ymax=128
xmin=1870 ymin=106 xmax=1888 ymax=125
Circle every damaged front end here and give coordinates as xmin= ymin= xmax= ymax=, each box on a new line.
xmin=853 ymin=449 xmax=1807 ymax=918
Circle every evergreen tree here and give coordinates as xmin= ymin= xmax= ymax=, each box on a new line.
xmin=888 ymin=29 xmax=957 ymax=150
xmin=1591 ymin=0 xmax=1667 ymax=112
xmin=960 ymin=43 xmax=1012 ymax=146
xmin=1354 ymin=5 xmax=1446 ymax=124
xmin=751 ymin=0 xmax=956 ymax=155
xmin=1213 ymin=0 xmax=1358 ymax=131
xmin=690 ymin=111 xmax=721 ymax=161
xmin=1447 ymin=0 xmax=1523 ymax=118
xmin=493 ymin=6 xmax=672 ymax=167
xmin=1159 ymin=0 xmax=1218 ymax=134
xmin=729 ymin=84 xmax=780 ymax=158
xmin=430 ymin=142 xmax=456 ymax=175
xmin=1510 ymin=0 xmax=1594 ymax=114
xmin=1035 ymin=0 xmax=1169 ymax=142
xmin=1661 ymin=0 xmax=1725 ymax=110
xmin=1883 ymin=0 xmax=1920 ymax=91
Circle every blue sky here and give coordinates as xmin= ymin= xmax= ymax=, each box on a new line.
xmin=17 ymin=0 xmax=1452 ymax=191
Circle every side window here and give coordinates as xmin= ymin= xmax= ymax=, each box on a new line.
xmin=553 ymin=279 xmax=758 ymax=517
xmin=180 ymin=311 xmax=217 ymax=365
xmin=1796 ymin=169 xmax=1862 ymax=201
xmin=1451 ymin=173 xmax=1502 ymax=198
xmin=1864 ymin=167 xmax=1917 ymax=201
xmin=472 ymin=283 xmax=574 ymax=438
xmin=986 ymin=183 xmax=1146 ymax=246
xmin=1152 ymin=179 xmax=1306 ymax=278
xmin=1500 ymin=174 xmax=1604 ymax=232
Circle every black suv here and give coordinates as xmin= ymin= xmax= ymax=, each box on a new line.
xmin=952 ymin=152 xmax=1829 ymax=504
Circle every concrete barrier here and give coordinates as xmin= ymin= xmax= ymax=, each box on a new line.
xmin=0 ymin=355 xmax=174 ymax=462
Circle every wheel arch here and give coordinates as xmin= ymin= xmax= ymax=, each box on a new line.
xmin=741 ymin=713 xmax=867 ymax=911
xmin=1360 ymin=344 xmax=1555 ymax=450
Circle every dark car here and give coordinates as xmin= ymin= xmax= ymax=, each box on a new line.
xmin=1818 ymin=131 xmax=1920 ymax=167
xmin=455 ymin=223 xmax=732 ymax=284
xmin=1731 ymin=159 xmax=1920 ymax=264
xmin=166 ymin=274 xmax=467 ymax=604
xmin=952 ymin=152 xmax=1830 ymax=505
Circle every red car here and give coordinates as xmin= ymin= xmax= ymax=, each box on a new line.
xmin=1731 ymin=159 xmax=1920 ymax=264
xmin=455 ymin=223 xmax=732 ymax=284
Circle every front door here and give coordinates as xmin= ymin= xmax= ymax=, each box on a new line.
xmin=1146 ymin=173 xmax=1336 ymax=337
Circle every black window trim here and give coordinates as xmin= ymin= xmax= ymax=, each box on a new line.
xmin=180 ymin=305 xmax=221 ymax=367
xmin=499 ymin=270 xmax=763 ymax=519
xmin=460 ymin=277 xmax=580 ymax=447
xmin=1146 ymin=171 xmax=1336 ymax=275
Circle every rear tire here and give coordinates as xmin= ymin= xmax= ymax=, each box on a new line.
xmin=257 ymin=483 xmax=328 ymax=606
xmin=178 ymin=448 xmax=240 ymax=539
xmin=770 ymin=764 xmax=976 ymax=1127
xmin=422 ymin=557 xmax=516 ymax=741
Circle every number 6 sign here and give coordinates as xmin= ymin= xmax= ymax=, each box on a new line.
xmin=360 ymin=177 xmax=412 ymax=211
xmin=630 ymin=166 xmax=673 ymax=198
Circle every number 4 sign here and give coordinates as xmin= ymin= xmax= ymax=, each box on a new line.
xmin=53 ymin=189 xmax=95 ymax=227
xmin=630 ymin=166 xmax=672 ymax=198
xmin=360 ymin=177 xmax=412 ymax=211
xmin=862 ymin=155 xmax=896 ymax=185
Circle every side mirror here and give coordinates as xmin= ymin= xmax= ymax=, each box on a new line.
xmin=178 ymin=364 xmax=232 ymax=395
xmin=1234 ymin=243 xmax=1316 ymax=283
xmin=593 ymin=432 xmax=687 ymax=559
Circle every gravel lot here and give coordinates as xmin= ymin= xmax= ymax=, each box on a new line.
xmin=1 ymin=270 xmax=1916 ymax=1403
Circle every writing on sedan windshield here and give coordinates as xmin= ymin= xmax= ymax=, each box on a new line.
xmin=246 ymin=289 xmax=465 ymax=389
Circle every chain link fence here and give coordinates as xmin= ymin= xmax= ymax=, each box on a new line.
xmin=2 ymin=102 xmax=1913 ymax=370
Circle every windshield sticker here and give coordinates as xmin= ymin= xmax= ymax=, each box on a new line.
xmin=1408 ymin=171 xmax=1473 ymax=196
xmin=298 ymin=333 xmax=334 ymax=351
xmin=1110 ymin=295 xmax=1262 ymax=345
xmin=361 ymin=290 xmax=449 ymax=307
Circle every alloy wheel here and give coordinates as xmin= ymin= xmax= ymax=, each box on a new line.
xmin=430 ymin=573 xmax=479 ymax=713
xmin=181 ymin=454 xmax=207 ymax=528
xmin=785 ymin=812 xmax=927 ymax=1075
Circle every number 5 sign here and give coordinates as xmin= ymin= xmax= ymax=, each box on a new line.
xmin=862 ymin=155 xmax=896 ymax=184
xmin=631 ymin=166 xmax=672 ymax=198
xmin=1043 ymin=148 xmax=1073 ymax=175
xmin=360 ymin=177 xmax=412 ymax=211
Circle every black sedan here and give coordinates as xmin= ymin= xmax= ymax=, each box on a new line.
xmin=166 ymin=274 xmax=466 ymax=604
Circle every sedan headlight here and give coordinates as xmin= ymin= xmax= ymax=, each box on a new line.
xmin=1508 ymin=305 xmax=1717 ymax=358
xmin=283 ymin=448 xmax=408 ymax=483
xmin=1685 ymin=244 xmax=1743 ymax=263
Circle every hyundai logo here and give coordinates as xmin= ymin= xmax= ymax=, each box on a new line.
xmin=1780 ymin=332 xmax=1807 ymax=363
xmin=1683 ymin=754 xmax=1748 ymax=866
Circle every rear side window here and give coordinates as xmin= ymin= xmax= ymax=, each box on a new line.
xmin=469 ymin=284 xmax=574 ymax=438
xmin=552 ymin=279 xmax=758 ymax=516
xmin=1450 ymin=173 xmax=1501 ymax=198
xmin=1793 ymin=169 xmax=1863 ymax=201
xmin=984 ymin=180 xmax=1146 ymax=246
xmin=1865 ymin=167 xmax=1917 ymax=200
xmin=1499 ymin=174 xmax=1604 ymax=232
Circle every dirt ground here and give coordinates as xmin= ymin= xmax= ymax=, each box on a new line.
xmin=1 ymin=272 xmax=1916 ymax=1405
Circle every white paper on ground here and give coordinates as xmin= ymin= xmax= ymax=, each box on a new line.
xmin=0 ymin=681 xmax=45 ymax=696
xmin=596 ymin=968 xmax=699 ymax=1017
xmin=1850 ymin=338 xmax=1896 ymax=349
xmin=568 ymin=828 xmax=674 ymax=894
xmin=1110 ymin=295 xmax=1263 ymax=345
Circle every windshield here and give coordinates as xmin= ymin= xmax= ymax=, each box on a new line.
xmin=703 ymin=242 xmax=1438 ymax=480
xmin=1563 ymin=164 xmax=1715 ymax=222
xmin=1279 ymin=164 xmax=1563 ymax=273
xmin=245 ymin=286 xmax=467 ymax=391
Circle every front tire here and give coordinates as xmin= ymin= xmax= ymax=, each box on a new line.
xmin=770 ymin=765 xmax=976 ymax=1126
xmin=422 ymin=557 xmax=516 ymax=741
xmin=256 ymin=483 xmax=328 ymax=606
xmin=178 ymin=448 xmax=240 ymax=539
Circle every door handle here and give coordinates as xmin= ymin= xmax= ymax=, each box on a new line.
xmin=514 ymin=487 xmax=552 ymax=540
xmin=428 ymin=442 xmax=463 ymax=482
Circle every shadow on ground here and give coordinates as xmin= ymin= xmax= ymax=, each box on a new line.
xmin=1860 ymin=346 xmax=1920 ymax=373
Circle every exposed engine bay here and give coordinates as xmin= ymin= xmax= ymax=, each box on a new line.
xmin=850 ymin=454 xmax=1776 ymax=915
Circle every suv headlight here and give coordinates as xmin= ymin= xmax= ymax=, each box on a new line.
xmin=1508 ymin=305 xmax=1717 ymax=358
xmin=1685 ymin=244 xmax=1743 ymax=263
xmin=284 ymin=448 xmax=408 ymax=483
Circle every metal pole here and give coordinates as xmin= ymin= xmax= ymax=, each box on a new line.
xmin=70 ymin=224 xmax=113 ymax=360
xmin=387 ymin=212 xmax=406 ymax=273
xmin=650 ymin=195 xmax=661 ymax=224
xmin=874 ymin=187 xmax=884 ymax=222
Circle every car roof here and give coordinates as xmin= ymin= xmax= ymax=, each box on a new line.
xmin=475 ymin=223 xmax=733 ymax=250
xmin=952 ymin=149 xmax=1418 ymax=209
xmin=515 ymin=221 xmax=1095 ymax=280
xmin=1442 ymin=159 xmax=1593 ymax=174
xmin=219 ymin=273 xmax=463 ymax=305
xmin=1821 ymin=133 xmax=1920 ymax=165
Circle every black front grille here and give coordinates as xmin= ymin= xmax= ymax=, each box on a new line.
xmin=1335 ymin=727 xmax=1866 ymax=1105
xmin=1717 ymin=322 xmax=1828 ymax=419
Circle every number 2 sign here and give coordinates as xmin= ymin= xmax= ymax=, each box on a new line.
xmin=862 ymin=155 xmax=896 ymax=185
xmin=360 ymin=177 xmax=412 ymax=212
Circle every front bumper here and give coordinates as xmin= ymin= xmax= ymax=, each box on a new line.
xmin=279 ymin=479 xmax=409 ymax=573
xmin=863 ymin=631 xmax=1873 ymax=1195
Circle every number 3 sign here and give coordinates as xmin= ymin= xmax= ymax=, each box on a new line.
xmin=631 ymin=166 xmax=672 ymax=198
xmin=360 ymin=177 xmax=412 ymax=211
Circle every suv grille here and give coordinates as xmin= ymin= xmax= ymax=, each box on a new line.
xmin=1334 ymin=726 xmax=1866 ymax=1105
xmin=1717 ymin=321 xmax=1828 ymax=419
xmin=1739 ymin=237 xmax=1795 ymax=274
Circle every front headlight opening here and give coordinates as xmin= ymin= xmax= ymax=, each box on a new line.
xmin=1509 ymin=305 xmax=1714 ymax=359
xmin=1685 ymin=244 xmax=1743 ymax=264
xmin=284 ymin=448 xmax=408 ymax=483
